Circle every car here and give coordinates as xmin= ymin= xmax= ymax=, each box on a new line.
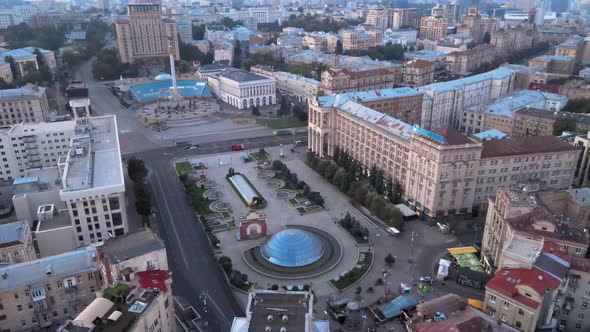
xmin=185 ymin=144 xmax=199 ymax=150
xmin=420 ymin=276 xmax=433 ymax=284
xmin=231 ymin=144 xmax=245 ymax=151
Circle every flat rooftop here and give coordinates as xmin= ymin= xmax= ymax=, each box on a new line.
xmin=36 ymin=210 xmax=72 ymax=232
xmin=0 ymin=84 xmax=45 ymax=101
xmin=481 ymin=135 xmax=579 ymax=159
xmin=7 ymin=120 xmax=76 ymax=136
xmin=248 ymin=290 xmax=311 ymax=332
xmin=62 ymin=115 xmax=123 ymax=192
xmin=0 ymin=220 xmax=28 ymax=247
xmin=502 ymin=235 xmax=543 ymax=264
xmin=100 ymin=228 xmax=164 ymax=264
xmin=219 ymin=68 xmax=273 ymax=83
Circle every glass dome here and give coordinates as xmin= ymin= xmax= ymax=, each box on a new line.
xmin=260 ymin=229 xmax=325 ymax=267
xmin=154 ymin=73 xmax=172 ymax=81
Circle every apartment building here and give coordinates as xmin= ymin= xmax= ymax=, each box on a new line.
xmin=0 ymin=84 xmax=49 ymax=127
xmin=213 ymin=42 xmax=234 ymax=65
xmin=419 ymin=16 xmax=447 ymax=41
xmin=366 ymin=8 xmax=389 ymax=31
xmin=341 ymin=28 xmax=383 ymax=52
xmin=0 ymin=120 xmax=76 ymax=181
xmin=402 ymin=60 xmax=435 ymax=87
xmin=512 ymin=107 xmax=558 ymax=136
xmin=0 ymin=47 xmax=57 ymax=77
xmin=204 ymin=25 xmax=227 ymax=44
xmin=556 ymin=39 xmax=584 ymax=63
xmin=491 ymin=27 xmax=536 ymax=58
xmin=0 ymin=246 xmax=102 ymax=331
xmin=481 ymin=188 xmax=588 ymax=273
xmin=445 ymin=44 xmax=495 ymax=77
xmin=303 ymin=32 xmax=339 ymax=53
xmin=0 ymin=61 xmax=14 ymax=83
xmin=388 ymin=8 xmax=421 ymax=29
xmin=560 ymin=256 xmax=590 ymax=331
xmin=431 ymin=3 xmax=456 ymax=25
xmin=529 ymin=55 xmax=575 ymax=75
xmin=115 ymin=2 xmax=179 ymax=64
xmin=419 ymin=67 xmax=516 ymax=130
xmin=0 ymin=220 xmax=35 ymax=264
xmin=309 ymin=92 xmax=579 ymax=220
xmin=208 ymin=68 xmax=276 ymax=109
xmin=460 ymin=89 xmax=567 ymax=135
xmin=321 ymin=65 xmax=399 ymax=95
xmin=456 ymin=6 xmax=484 ymax=41
xmin=251 ymin=65 xmax=320 ymax=103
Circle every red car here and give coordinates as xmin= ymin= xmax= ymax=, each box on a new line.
xmin=231 ymin=144 xmax=245 ymax=151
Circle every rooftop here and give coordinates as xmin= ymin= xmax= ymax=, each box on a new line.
xmin=318 ymin=87 xmax=422 ymax=107
xmin=501 ymin=235 xmax=543 ymax=266
xmin=530 ymin=55 xmax=574 ymax=63
xmin=100 ymin=228 xmax=165 ymax=264
xmin=486 ymin=268 xmax=561 ymax=309
xmin=219 ymin=68 xmax=273 ymax=83
xmin=481 ymin=135 xmax=579 ymax=159
xmin=0 ymin=83 xmax=46 ymax=101
xmin=0 ymin=246 xmax=97 ymax=292
xmin=36 ymin=210 xmax=72 ymax=232
xmin=0 ymin=220 xmax=29 ymax=248
xmin=6 ymin=120 xmax=76 ymax=136
xmin=431 ymin=126 xmax=474 ymax=145
xmin=567 ymin=188 xmax=590 ymax=207
xmin=473 ymin=129 xmax=508 ymax=140
xmin=419 ymin=67 xmax=514 ymax=94
xmin=506 ymin=207 xmax=588 ymax=245
xmin=481 ymin=90 xmax=568 ymax=119
xmin=570 ymin=256 xmax=590 ymax=273
xmin=61 ymin=115 xmax=124 ymax=193
xmin=0 ymin=46 xmax=51 ymax=61
xmin=337 ymin=100 xmax=414 ymax=141
xmin=404 ymin=50 xmax=446 ymax=60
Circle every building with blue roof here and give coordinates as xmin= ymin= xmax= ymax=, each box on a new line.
xmin=0 ymin=46 xmax=57 ymax=77
xmin=404 ymin=50 xmax=446 ymax=61
xmin=419 ymin=67 xmax=517 ymax=130
xmin=371 ymin=294 xmax=419 ymax=322
xmin=251 ymin=65 xmax=320 ymax=103
xmin=0 ymin=220 xmax=35 ymax=264
xmin=473 ymin=129 xmax=508 ymax=141
xmin=529 ymin=55 xmax=575 ymax=75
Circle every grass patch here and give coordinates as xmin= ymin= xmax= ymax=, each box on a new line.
xmin=221 ymin=211 xmax=231 ymax=219
xmin=250 ymin=151 xmax=269 ymax=162
xmin=296 ymin=207 xmax=306 ymax=214
xmin=226 ymin=173 xmax=267 ymax=209
xmin=256 ymin=115 xmax=307 ymax=129
xmin=330 ymin=252 xmax=373 ymax=290
xmin=288 ymin=198 xmax=299 ymax=205
xmin=175 ymin=161 xmax=192 ymax=175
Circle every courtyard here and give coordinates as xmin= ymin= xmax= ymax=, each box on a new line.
xmin=172 ymin=145 xmax=485 ymax=327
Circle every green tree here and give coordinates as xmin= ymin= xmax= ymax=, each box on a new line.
xmin=553 ymin=116 xmax=577 ymax=135
xmin=127 ymin=157 xmax=148 ymax=182
xmin=466 ymin=40 xmax=478 ymax=49
xmin=385 ymin=253 xmax=396 ymax=266
xmin=177 ymin=60 xmax=191 ymax=73
xmin=324 ymin=161 xmax=339 ymax=182
xmin=192 ymin=24 xmax=205 ymax=40
xmin=218 ymin=256 xmax=233 ymax=273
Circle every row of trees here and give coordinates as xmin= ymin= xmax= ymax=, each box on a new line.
xmin=1 ymin=22 xmax=65 ymax=50
xmin=344 ymin=43 xmax=405 ymax=61
xmin=338 ymin=212 xmax=370 ymax=240
xmin=218 ymin=256 xmax=249 ymax=290
xmin=179 ymin=173 xmax=221 ymax=247
xmin=283 ymin=14 xmax=362 ymax=32
xmin=92 ymin=48 xmax=139 ymax=80
xmin=127 ymin=158 xmax=152 ymax=227
xmin=272 ymin=160 xmax=325 ymax=206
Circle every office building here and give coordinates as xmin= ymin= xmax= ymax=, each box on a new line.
xmin=0 ymin=84 xmax=49 ymax=127
xmin=0 ymin=246 xmax=102 ymax=331
xmin=176 ymin=19 xmax=193 ymax=42
xmin=431 ymin=3 xmax=456 ymax=25
xmin=231 ymin=289 xmax=329 ymax=332
xmin=457 ymin=5 xmax=483 ymax=41
xmin=251 ymin=65 xmax=320 ymax=103
xmin=491 ymin=27 xmax=536 ymax=58
xmin=0 ymin=220 xmax=35 ymax=264
xmin=115 ymin=2 xmax=179 ymax=64
xmin=419 ymin=67 xmax=516 ymax=130
xmin=366 ymin=8 xmax=389 ymax=30
xmin=419 ymin=16 xmax=448 ymax=41
xmin=204 ymin=25 xmax=227 ymax=44
xmin=389 ymin=8 xmax=421 ymax=29
xmin=208 ymin=68 xmax=276 ymax=109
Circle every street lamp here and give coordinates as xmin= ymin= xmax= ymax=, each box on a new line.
xmin=382 ymin=267 xmax=390 ymax=297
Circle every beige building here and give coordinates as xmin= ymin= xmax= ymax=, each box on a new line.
xmin=304 ymin=33 xmax=339 ymax=53
xmin=0 ymin=61 xmax=13 ymax=83
xmin=419 ymin=16 xmax=447 ymax=41
xmin=457 ymin=6 xmax=484 ymax=41
xmin=366 ymin=8 xmax=389 ymax=31
xmin=321 ymin=65 xmax=399 ymax=95
xmin=402 ymin=59 xmax=435 ymax=87
xmin=446 ymin=44 xmax=496 ymax=76
xmin=388 ymin=7 xmax=421 ymax=29
xmin=0 ymin=220 xmax=35 ymax=264
xmin=560 ymin=256 xmax=590 ymax=331
xmin=491 ymin=27 xmax=536 ymax=58
xmin=251 ymin=65 xmax=320 ymax=103
xmin=209 ymin=68 xmax=277 ymax=109
xmin=529 ymin=55 xmax=575 ymax=75
xmin=309 ymin=92 xmax=579 ymax=219
xmin=0 ymin=84 xmax=49 ymax=126
xmin=0 ymin=246 xmax=102 ymax=331
xmin=481 ymin=187 xmax=589 ymax=272
xmin=115 ymin=2 xmax=179 ymax=64
xmin=556 ymin=39 xmax=584 ymax=63
xmin=341 ymin=28 xmax=383 ymax=52
xmin=513 ymin=107 xmax=557 ymax=136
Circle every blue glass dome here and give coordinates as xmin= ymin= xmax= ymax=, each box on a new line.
xmin=154 ymin=73 xmax=172 ymax=81
xmin=260 ymin=229 xmax=325 ymax=267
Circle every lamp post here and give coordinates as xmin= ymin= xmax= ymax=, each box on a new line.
xmin=382 ymin=267 xmax=390 ymax=297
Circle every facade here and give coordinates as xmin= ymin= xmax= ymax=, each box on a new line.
xmin=213 ymin=42 xmax=234 ymax=65
xmin=457 ymin=6 xmax=484 ymax=41
xmin=175 ymin=19 xmax=193 ymax=42
xmin=481 ymin=188 xmax=588 ymax=273
xmin=0 ymin=61 xmax=14 ymax=83
xmin=341 ymin=28 xmax=383 ymax=52
xmin=321 ymin=65 xmax=399 ymax=95
xmin=445 ymin=44 xmax=495 ymax=76
xmin=491 ymin=27 xmax=536 ymax=58
xmin=366 ymin=8 xmax=389 ymax=31
xmin=0 ymin=120 xmax=75 ymax=181
xmin=432 ymin=3 xmax=456 ymax=25
xmin=513 ymin=108 xmax=558 ymax=136
xmin=115 ymin=2 xmax=179 ymax=64
xmin=556 ymin=39 xmax=583 ymax=63
xmin=0 ymin=220 xmax=35 ymax=264
xmin=402 ymin=60 xmax=435 ymax=87
xmin=251 ymin=65 xmax=320 ymax=103
xmin=210 ymin=68 xmax=276 ymax=109
xmin=419 ymin=16 xmax=448 ymax=41
xmin=204 ymin=25 xmax=227 ymax=44
xmin=309 ymin=92 xmax=579 ymax=219
xmin=529 ymin=55 xmax=575 ymax=75
xmin=419 ymin=67 xmax=516 ymax=130
xmin=0 ymin=84 xmax=49 ymax=127
xmin=0 ymin=246 xmax=102 ymax=331
xmin=389 ymin=8 xmax=421 ymax=29
xmin=0 ymin=47 xmax=57 ymax=77
xmin=303 ymin=32 xmax=339 ymax=53
xmin=560 ymin=256 xmax=590 ymax=331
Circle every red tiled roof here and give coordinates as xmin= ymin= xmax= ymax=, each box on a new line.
xmin=486 ymin=268 xmax=561 ymax=309
xmin=481 ymin=135 xmax=579 ymax=159
xmin=528 ymin=82 xmax=560 ymax=94
xmin=542 ymin=241 xmax=570 ymax=263
xmin=137 ymin=270 xmax=170 ymax=292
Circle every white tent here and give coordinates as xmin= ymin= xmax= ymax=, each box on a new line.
xmin=437 ymin=259 xmax=451 ymax=280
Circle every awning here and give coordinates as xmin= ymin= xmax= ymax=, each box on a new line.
xmin=447 ymin=246 xmax=478 ymax=256
xmin=468 ymin=299 xmax=482 ymax=309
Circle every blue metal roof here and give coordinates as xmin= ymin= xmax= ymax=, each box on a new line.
xmin=318 ymin=87 xmax=422 ymax=108
xmin=474 ymin=129 xmax=508 ymax=140
xmin=419 ymin=67 xmax=515 ymax=94
xmin=260 ymin=229 xmax=324 ymax=267
xmin=13 ymin=176 xmax=39 ymax=185
xmin=376 ymin=295 xmax=419 ymax=319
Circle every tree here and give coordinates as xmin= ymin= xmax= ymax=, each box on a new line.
xmin=303 ymin=184 xmax=311 ymax=195
xmin=324 ymin=162 xmax=339 ymax=182
xmin=369 ymin=164 xmax=378 ymax=187
xmin=177 ymin=60 xmax=191 ymax=73
xmin=62 ymin=50 xmax=82 ymax=68
xmin=135 ymin=196 xmax=152 ymax=216
xmin=313 ymin=195 xmax=324 ymax=206
xmin=553 ymin=116 xmax=577 ymax=135
xmin=385 ymin=253 xmax=396 ymax=266
xmin=218 ymin=256 xmax=233 ymax=273
xmin=335 ymin=40 xmax=343 ymax=54
xmin=482 ymin=31 xmax=491 ymax=44
xmin=251 ymin=106 xmax=261 ymax=116
xmin=192 ymin=24 xmax=205 ymax=40
xmin=127 ymin=157 xmax=148 ymax=182
xmin=466 ymin=40 xmax=478 ymax=49
xmin=374 ymin=170 xmax=385 ymax=194
xmin=316 ymin=159 xmax=330 ymax=177
xmin=355 ymin=286 xmax=362 ymax=294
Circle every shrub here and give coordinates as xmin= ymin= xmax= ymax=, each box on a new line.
xmin=270 ymin=284 xmax=279 ymax=290
xmin=355 ymin=286 xmax=362 ymax=294
xmin=219 ymin=256 xmax=233 ymax=273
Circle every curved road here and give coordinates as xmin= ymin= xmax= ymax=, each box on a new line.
xmin=76 ymin=58 xmax=308 ymax=331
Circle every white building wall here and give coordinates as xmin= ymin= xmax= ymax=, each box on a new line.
xmin=35 ymin=222 xmax=76 ymax=258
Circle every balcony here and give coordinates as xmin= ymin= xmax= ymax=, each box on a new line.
xmin=65 ymin=285 xmax=78 ymax=294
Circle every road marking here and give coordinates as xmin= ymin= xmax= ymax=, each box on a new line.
xmin=204 ymin=292 xmax=233 ymax=329
xmin=153 ymin=171 xmax=190 ymax=269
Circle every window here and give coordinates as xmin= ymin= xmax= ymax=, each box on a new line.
xmin=14 ymin=292 xmax=19 ymax=299
xmin=578 ymin=314 xmax=584 ymax=320
xmin=21 ymin=319 xmax=27 ymax=326
xmin=515 ymin=321 xmax=522 ymax=329
xmin=576 ymin=323 xmax=582 ymax=329
xmin=503 ymin=301 xmax=510 ymax=309
xmin=17 ymin=304 xmax=23 ymax=312
xmin=490 ymin=295 xmax=496 ymax=303
xmin=500 ymin=314 xmax=506 ymax=322
xmin=582 ymin=302 xmax=588 ymax=309
xmin=518 ymin=308 xmax=524 ymax=315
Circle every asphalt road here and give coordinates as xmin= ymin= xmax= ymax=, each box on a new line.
xmin=75 ymin=57 xmax=309 ymax=331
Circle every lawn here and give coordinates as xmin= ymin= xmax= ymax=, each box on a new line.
xmin=330 ymin=252 xmax=373 ymax=290
xmin=175 ymin=161 xmax=192 ymax=175
xmin=256 ymin=115 xmax=307 ymax=129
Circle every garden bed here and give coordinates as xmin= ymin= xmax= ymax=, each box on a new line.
xmin=330 ymin=252 xmax=373 ymax=290
xmin=175 ymin=161 xmax=193 ymax=175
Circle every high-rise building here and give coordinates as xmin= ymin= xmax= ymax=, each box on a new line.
xmin=431 ymin=3 xmax=456 ymax=24
xmin=366 ymin=7 xmax=389 ymax=30
xmin=389 ymin=7 xmax=421 ymax=29
xmin=115 ymin=2 xmax=179 ymax=64
xmin=419 ymin=16 xmax=448 ymax=41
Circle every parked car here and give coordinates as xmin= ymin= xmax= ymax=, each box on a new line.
xmin=231 ymin=144 xmax=245 ymax=151
xmin=185 ymin=144 xmax=199 ymax=150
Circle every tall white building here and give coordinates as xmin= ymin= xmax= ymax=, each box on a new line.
xmin=176 ymin=19 xmax=193 ymax=42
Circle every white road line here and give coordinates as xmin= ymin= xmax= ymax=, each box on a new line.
xmin=204 ymin=292 xmax=233 ymax=329
xmin=153 ymin=171 xmax=190 ymax=269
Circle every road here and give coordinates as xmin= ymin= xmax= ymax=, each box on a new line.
xmin=76 ymin=58 xmax=309 ymax=330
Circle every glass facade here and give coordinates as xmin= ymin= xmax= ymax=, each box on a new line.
xmin=260 ymin=229 xmax=325 ymax=267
